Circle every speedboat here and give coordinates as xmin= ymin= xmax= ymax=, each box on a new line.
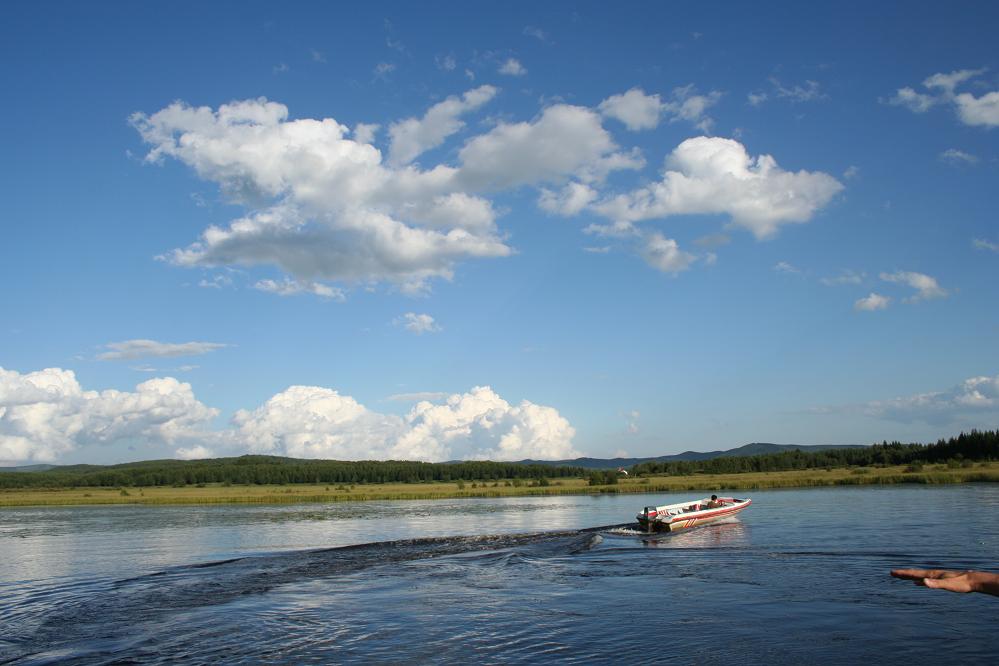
xmin=636 ymin=496 xmax=751 ymax=533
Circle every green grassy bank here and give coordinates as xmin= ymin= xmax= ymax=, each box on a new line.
xmin=2 ymin=463 xmax=997 ymax=507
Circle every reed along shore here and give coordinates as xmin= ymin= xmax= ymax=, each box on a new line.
xmin=3 ymin=463 xmax=997 ymax=507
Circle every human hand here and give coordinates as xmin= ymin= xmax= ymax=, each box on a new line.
xmin=891 ymin=568 xmax=999 ymax=596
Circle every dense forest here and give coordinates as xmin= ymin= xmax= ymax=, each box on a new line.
xmin=1 ymin=430 xmax=995 ymax=490
xmin=0 ymin=456 xmax=587 ymax=489
xmin=630 ymin=429 xmax=998 ymax=476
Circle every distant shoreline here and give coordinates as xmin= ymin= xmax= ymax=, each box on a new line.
xmin=2 ymin=463 xmax=997 ymax=507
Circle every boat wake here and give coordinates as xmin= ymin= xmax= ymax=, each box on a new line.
xmin=2 ymin=520 xmax=765 ymax=664
xmin=603 ymin=525 xmax=646 ymax=535
xmin=2 ymin=524 xmax=642 ymax=663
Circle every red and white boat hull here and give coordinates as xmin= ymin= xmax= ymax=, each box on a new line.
xmin=636 ymin=497 xmax=751 ymax=533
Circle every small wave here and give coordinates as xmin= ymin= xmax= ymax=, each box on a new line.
xmin=604 ymin=526 xmax=647 ymax=536
xmin=570 ymin=534 xmax=603 ymax=554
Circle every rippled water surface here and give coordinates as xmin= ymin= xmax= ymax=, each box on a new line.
xmin=2 ymin=485 xmax=998 ymax=664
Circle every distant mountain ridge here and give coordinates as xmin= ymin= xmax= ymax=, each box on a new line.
xmin=516 ymin=442 xmax=868 ymax=469
xmin=0 ymin=443 xmax=867 ymax=473
xmin=0 ymin=464 xmax=57 ymax=473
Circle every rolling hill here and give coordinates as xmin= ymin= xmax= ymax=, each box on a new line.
xmin=516 ymin=442 xmax=868 ymax=469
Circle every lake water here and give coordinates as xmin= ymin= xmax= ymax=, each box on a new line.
xmin=2 ymin=485 xmax=998 ymax=664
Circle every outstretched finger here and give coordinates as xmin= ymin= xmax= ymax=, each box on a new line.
xmin=893 ymin=568 xmax=962 ymax=580
xmin=891 ymin=568 xmax=932 ymax=580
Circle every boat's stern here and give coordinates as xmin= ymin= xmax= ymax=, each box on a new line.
xmin=637 ymin=506 xmax=666 ymax=533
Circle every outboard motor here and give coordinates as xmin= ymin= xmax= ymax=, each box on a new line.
xmin=641 ymin=506 xmax=658 ymax=533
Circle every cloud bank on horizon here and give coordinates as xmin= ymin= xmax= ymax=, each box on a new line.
xmin=0 ymin=367 xmax=579 ymax=464
xmin=3 ymin=365 xmax=997 ymax=465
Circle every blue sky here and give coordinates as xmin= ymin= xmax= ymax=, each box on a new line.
xmin=2 ymin=1 xmax=997 ymax=465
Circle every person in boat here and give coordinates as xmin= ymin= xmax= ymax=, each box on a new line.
xmin=706 ymin=494 xmax=723 ymax=509
xmin=891 ymin=569 xmax=999 ymax=597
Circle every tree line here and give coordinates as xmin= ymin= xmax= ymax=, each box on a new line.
xmin=2 ymin=430 xmax=995 ymax=490
xmin=0 ymin=455 xmax=587 ymax=489
xmin=629 ymin=429 xmax=999 ymax=476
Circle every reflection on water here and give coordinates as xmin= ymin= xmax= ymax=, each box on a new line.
xmin=2 ymin=485 xmax=999 ymax=664
xmin=642 ymin=517 xmax=750 ymax=548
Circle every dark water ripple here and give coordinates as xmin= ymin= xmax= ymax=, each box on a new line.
xmin=3 ymin=529 xmax=613 ymax=664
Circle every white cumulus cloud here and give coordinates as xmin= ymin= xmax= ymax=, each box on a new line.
xmin=229 ymin=384 xmax=578 ymax=462
xmin=854 ymin=292 xmax=890 ymax=311
xmin=0 ymin=367 xmax=219 ymax=463
xmin=594 ymin=136 xmax=843 ymax=239
xmin=175 ymin=445 xmax=215 ymax=460
xmin=598 ymin=88 xmax=666 ymax=131
xmin=395 ymin=386 xmax=579 ymax=461
xmin=954 ymin=90 xmax=999 ymax=127
xmin=230 ymin=385 xmax=401 ymax=460
xmin=640 ymin=233 xmax=696 ymax=274
xmin=887 ymin=87 xmax=939 ymax=113
xmin=498 ymin=58 xmax=527 ymax=76
xmin=599 ymin=86 xmax=722 ymax=132
xmin=395 ymin=312 xmax=442 ymax=334
xmin=133 ymin=98 xmax=513 ymax=294
xmin=888 ymin=68 xmax=999 ymax=127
